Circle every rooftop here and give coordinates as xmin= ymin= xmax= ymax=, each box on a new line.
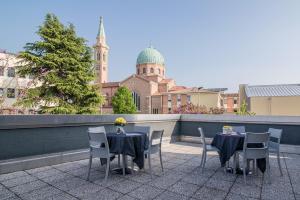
xmin=245 ymin=84 xmax=300 ymax=97
xmin=1 ymin=141 xmax=298 ymax=200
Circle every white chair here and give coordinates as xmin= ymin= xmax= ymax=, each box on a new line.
xmin=268 ymin=128 xmax=283 ymax=176
xmin=198 ymin=128 xmax=219 ymax=172
xmin=144 ymin=130 xmax=164 ymax=178
xmin=240 ymin=132 xmax=271 ymax=184
xmin=232 ymin=126 xmax=246 ymax=133
xmin=87 ymin=126 xmax=114 ymax=181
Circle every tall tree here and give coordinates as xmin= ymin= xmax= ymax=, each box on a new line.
xmin=111 ymin=86 xmax=137 ymax=114
xmin=16 ymin=13 xmax=103 ymax=114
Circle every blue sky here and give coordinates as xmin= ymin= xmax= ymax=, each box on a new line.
xmin=1 ymin=0 xmax=300 ymax=92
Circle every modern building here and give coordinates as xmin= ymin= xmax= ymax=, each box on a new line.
xmin=95 ymin=18 xmax=226 ymax=114
xmin=239 ymin=84 xmax=300 ymax=116
xmin=0 ymin=50 xmax=33 ymax=114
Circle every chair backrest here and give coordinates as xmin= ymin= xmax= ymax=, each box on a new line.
xmin=268 ymin=128 xmax=282 ymax=150
xmin=243 ymin=132 xmax=270 ymax=159
xmin=198 ymin=128 xmax=207 ymax=151
xmin=232 ymin=126 xmax=246 ymax=133
xmin=88 ymin=126 xmax=110 ymax=157
xmin=149 ymin=130 xmax=164 ymax=153
xmin=133 ymin=126 xmax=151 ymax=136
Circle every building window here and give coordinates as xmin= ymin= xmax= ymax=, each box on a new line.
xmin=132 ymin=91 xmax=141 ymax=111
xmin=103 ymin=53 xmax=106 ymax=62
xmin=150 ymin=68 xmax=154 ymax=73
xmin=234 ymin=98 xmax=237 ymax=105
xmin=177 ymin=94 xmax=181 ymax=107
xmin=187 ymin=95 xmax=191 ymax=103
xmin=103 ymin=67 xmax=106 ymax=71
xmin=143 ymin=68 xmax=146 ymax=74
xmin=95 ymin=65 xmax=100 ymax=70
xmin=7 ymin=67 xmax=15 ymax=77
xmin=220 ymin=99 xmax=223 ymax=106
xmin=0 ymin=67 xmax=4 ymax=76
xmin=152 ymin=108 xmax=159 ymax=114
xmin=0 ymin=88 xmax=4 ymax=97
xmin=97 ymin=53 xmax=101 ymax=61
xmin=137 ymin=68 xmax=140 ymax=74
xmin=223 ymin=97 xmax=227 ymax=104
xmin=167 ymin=94 xmax=172 ymax=112
xmin=7 ymin=88 xmax=15 ymax=98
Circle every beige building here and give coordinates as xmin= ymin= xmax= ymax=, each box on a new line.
xmin=239 ymin=84 xmax=300 ymax=116
xmin=188 ymin=88 xmax=223 ymax=109
xmin=0 ymin=50 xmax=34 ymax=114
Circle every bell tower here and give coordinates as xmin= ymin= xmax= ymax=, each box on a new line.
xmin=93 ymin=16 xmax=109 ymax=83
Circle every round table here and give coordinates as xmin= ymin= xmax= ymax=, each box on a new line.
xmin=211 ymin=132 xmax=266 ymax=173
xmin=107 ymin=132 xmax=149 ymax=170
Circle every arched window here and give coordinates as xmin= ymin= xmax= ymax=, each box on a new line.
xmin=97 ymin=53 xmax=101 ymax=61
xmin=143 ymin=68 xmax=146 ymax=74
xmin=132 ymin=91 xmax=141 ymax=111
xmin=137 ymin=68 xmax=140 ymax=75
xmin=103 ymin=53 xmax=106 ymax=62
xmin=150 ymin=68 xmax=154 ymax=73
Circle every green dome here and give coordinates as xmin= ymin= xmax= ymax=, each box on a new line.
xmin=136 ymin=46 xmax=165 ymax=65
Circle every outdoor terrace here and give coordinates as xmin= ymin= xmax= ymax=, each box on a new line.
xmin=1 ymin=114 xmax=300 ymax=200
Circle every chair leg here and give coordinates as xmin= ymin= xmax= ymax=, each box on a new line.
xmin=148 ymin=154 xmax=153 ymax=178
xmin=243 ymin=159 xmax=247 ymax=184
xmin=159 ymin=149 xmax=164 ymax=172
xmin=122 ymin=154 xmax=126 ymax=176
xmin=87 ymin=154 xmax=92 ymax=181
xmin=200 ymin=150 xmax=205 ymax=167
xmin=277 ymin=151 xmax=283 ymax=176
xmin=202 ymin=151 xmax=207 ymax=173
xmin=104 ymin=158 xmax=110 ymax=182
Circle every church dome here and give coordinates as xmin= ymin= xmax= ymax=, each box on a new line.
xmin=136 ymin=46 xmax=165 ymax=66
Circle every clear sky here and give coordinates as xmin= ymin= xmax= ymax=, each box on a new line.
xmin=1 ymin=0 xmax=300 ymax=92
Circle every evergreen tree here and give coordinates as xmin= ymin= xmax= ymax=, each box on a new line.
xmin=16 ymin=13 xmax=103 ymax=114
xmin=112 ymin=86 xmax=137 ymax=114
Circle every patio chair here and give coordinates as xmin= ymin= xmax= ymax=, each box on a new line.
xmin=143 ymin=130 xmax=164 ymax=178
xmin=240 ymin=132 xmax=271 ymax=184
xmin=87 ymin=126 xmax=114 ymax=181
xmin=268 ymin=128 xmax=283 ymax=176
xmin=232 ymin=126 xmax=246 ymax=133
xmin=198 ymin=127 xmax=219 ymax=172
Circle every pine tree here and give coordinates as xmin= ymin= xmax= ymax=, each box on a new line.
xmin=112 ymin=86 xmax=137 ymax=114
xmin=16 ymin=13 xmax=103 ymax=114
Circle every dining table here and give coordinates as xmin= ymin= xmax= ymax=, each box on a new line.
xmin=211 ymin=132 xmax=266 ymax=173
xmin=106 ymin=131 xmax=149 ymax=174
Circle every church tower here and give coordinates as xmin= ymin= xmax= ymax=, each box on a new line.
xmin=93 ymin=16 xmax=109 ymax=83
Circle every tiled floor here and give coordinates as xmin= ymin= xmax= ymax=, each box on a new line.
xmin=0 ymin=141 xmax=299 ymax=200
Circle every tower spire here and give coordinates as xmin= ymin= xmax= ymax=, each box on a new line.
xmin=97 ymin=16 xmax=105 ymax=38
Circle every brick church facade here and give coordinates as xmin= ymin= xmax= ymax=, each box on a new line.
xmin=94 ymin=17 xmax=206 ymax=114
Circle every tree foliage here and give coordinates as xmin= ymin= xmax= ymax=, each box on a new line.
xmin=16 ymin=13 xmax=103 ymax=114
xmin=111 ymin=86 xmax=137 ymax=114
xmin=236 ymin=100 xmax=255 ymax=116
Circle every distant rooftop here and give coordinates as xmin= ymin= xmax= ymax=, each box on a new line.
xmin=245 ymin=84 xmax=300 ymax=97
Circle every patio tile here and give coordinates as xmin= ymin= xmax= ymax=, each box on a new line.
xmin=167 ymin=180 xmax=199 ymax=196
xmin=211 ymin=171 xmax=237 ymax=182
xmin=10 ymin=180 xmax=48 ymax=195
xmin=118 ymin=195 xmax=138 ymax=200
xmin=148 ymin=175 xmax=179 ymax=189
xmin=230 ymin=182 xmax=261 ymax=199
xmin=128 ymin=172 xmax=155 ymax=183
xmin=31 ymin=168 xmax=63 ymax=179
xmin=192 ymin=186 xmax=227 ymax=200
xmin=226 ymin=192 xmax=259 ymax=200
xmin=82 ymin=188 xmax=122 ymax=200
xmin=205 ymin=178 xmax=233 ymax=192
xmin=53 ymin=162 xmax=84 ymax=172
xmin=181 ymin=173 xmax=208 ymax=186
xmin=93 ymin=174 xmax=126 ymax=187
xmin=154 ymin=190 xmax=189 ymax=200
xmin=25 ymin=166 xmax=53 ymax=174
xmin=261 ymin=190 xmax=295 ymax=200
xmin=128 ymin=184 xmax=163 ymax=200
xmin=235 ymin=176 xmax=262 ymax=187
xmin=2 ymin=175 xmax=37 ymax=188
xmin=44 ymin=193 xmax=78 ymax=200
xmin=0 ymin=187 xmax=17 ymax=199
xmin=51 ymin=177 xmax=88 ymax=191
xmin=109 ymin=179 xmax=141 ymax=194
xmin=20 ymin=186 xmax=62 ymax=200
xmin=40 ymin=172 xmax=72 ymax=183
xmin=67 ymin=183 xmax=103 ymax=198
xmin=0 ymin=171 xmax=28 ymax=182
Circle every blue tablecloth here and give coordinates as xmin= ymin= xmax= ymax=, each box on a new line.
xmin=211 ymin=133 xmax=266 ymax=173
xmin=107 ymin=132 xmax=149 ymax=169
